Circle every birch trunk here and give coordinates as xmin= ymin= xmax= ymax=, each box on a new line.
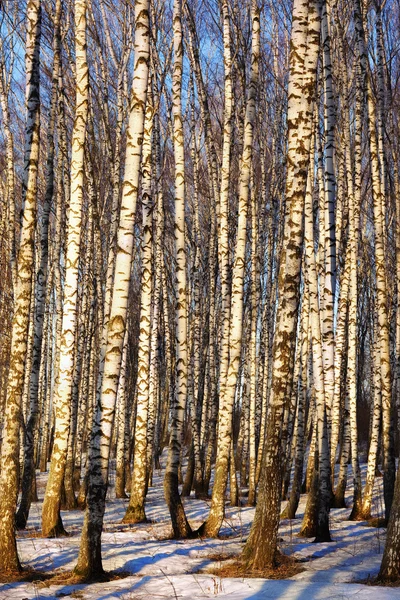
xmin=203 ymin=0 xmax=232 ymax=499
xmin=0 ymin=53 xmax=17 ymax=290
xmin=201 ymin=0 xmax=260 ymax=537
xmin=305 ymin=147 xmax=332 ymax=542
xmin=366 ymin=76 xmax=395 ymax=520
xmin=164 ymin=0 xmax=193 ymax=539
xmin=146 ymin=101 xmax=163 ymax=485
xmin=360 ymin=315 xmax=381 ymax=519
xmin=0 ymin=0 xmax=41 ymax=573
xmin=347 ymin=73 xmax=362 ymax=519
xmin=42 ymin=0 xmax=89 ymax=538
xmin=115 ymin=328 xmax=129 ymax=499
xmin=282 ymin=278 xmax=309 ymax=519
xmin=248 ymin=188 xmax=259 ymax=506
xmin=242 ymin=0 xmax=320 ymax=569
xmin=320 ymin=0 xmax=336 ymax=421
xmin=74 ymin=0 xmax=150 ymax=578
xmin=16 ymin=0 xmax=61 ymax=529
xmin=123 ymin=84 xmax=154 ymax=524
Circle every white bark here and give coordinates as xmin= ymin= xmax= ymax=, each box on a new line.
xmin=75 ymin=0 xmax=150 ymax=577
xmin=42 ymin=0 xmax=89 ymax=538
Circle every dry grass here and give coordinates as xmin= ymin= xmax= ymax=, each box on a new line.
xmin=0 ymin=568 xmax=52 ymax=584
xmin=205 ymin=552 xmax=305 ymax=579
xmin=35 ymin=569 xmax=132 ymax=587
xmin=19 ymin=528 xmax=46 ymax=538
xmin=366 ymin=517 xmax=387 ymax=528
xmin=207 ymin=552 xmax=237 ymax=562
xmin=357 ymin=575 xmax=400 ymax=588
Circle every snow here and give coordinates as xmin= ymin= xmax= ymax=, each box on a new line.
xmin=1 ymin=465 xmax=399 ymax=600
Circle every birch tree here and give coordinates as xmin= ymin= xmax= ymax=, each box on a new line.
xmin=0 ymin=0 xmax=41 ymax=573
xmin=163 ymin=0 xmax=193 ymax=539
xmin=42 ymin=0 xmax=89 ymax=538
xmin=16 ymin=0 xmax=62 ymax=530
xmin=74 ymin=0 xmax=151 ymax=578
xmin=242 ymin=0 xmax=320 ymax=569
xmin=201 ymin=0 xmax=260 ymax=538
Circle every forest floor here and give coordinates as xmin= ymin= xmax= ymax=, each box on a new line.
xmin=1 ymin=463 xmax=399 ymax=600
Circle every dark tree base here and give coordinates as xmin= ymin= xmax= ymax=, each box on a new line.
xmin=115 ymin=490 xmax=128 ymax=499
xmin=194 ymin=480 xmax=209 ymax=500
xmin=281 ymin=495 xmax=300 ymax=520
xmin=164 ymin=471 xmax=193 ymax=539
xmin=313 ymin=522 xmax=332 ymax=543
xmin=15 ymin=507 xmax=30 ymax=530
xmin=298 ymin=523 xmax=317 ymax=538
xmin=349 ymin=508 xmax=365 ymax=521
xmin=355 ymin=509 xmax=372 ymax=521
xmin=122 ymin=505 xmax=148 ymax=524
xmin=73 ymin=565 xmax=105 ymax=582
xmin=45 ymin=526 xmax=70 ymax=538
xmin=367 ymin=517 xmax=387 ymax=528
xmin=61 ymin=493 xmax=77 ymax=511
xmin=331 ymin=491 xmax=346 ymax=509
xmin=77 ymin=498 xmax=86 ymax=510
xmin=42 ymin=512 xmax=69 ymax=538
xmin=349 ymin=494 xmax=364 ymax=521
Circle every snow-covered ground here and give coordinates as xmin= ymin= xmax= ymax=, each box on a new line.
xmin=1 ymin=465 xmax=399 ymax=599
